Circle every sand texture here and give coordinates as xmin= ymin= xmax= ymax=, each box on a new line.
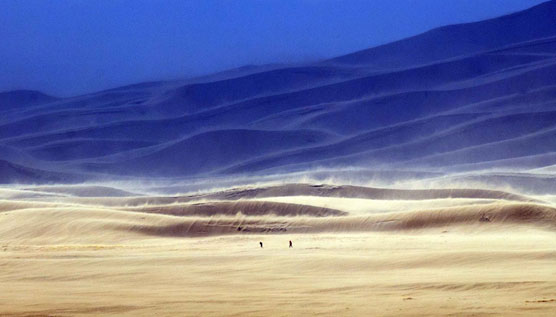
xmin=1 ymin=183 xmax=555 ymax=316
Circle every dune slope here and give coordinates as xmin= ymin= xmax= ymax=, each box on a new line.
xmin=2 ymin=2 xmax=556 ymax=181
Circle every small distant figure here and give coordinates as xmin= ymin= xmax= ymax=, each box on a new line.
xmin=259 ymin=241 xmax=263 ymax=248
xmin=289 ymin=240 xmax=293 ymax=248
xmin=479 ymin=214 xmax=491 ymax=222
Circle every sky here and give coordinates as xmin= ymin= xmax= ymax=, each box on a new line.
xmin=0 ymin=0 xmax=548 ymax=97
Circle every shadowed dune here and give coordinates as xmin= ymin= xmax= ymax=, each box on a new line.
xmin=196 ymin=183 xmax=535 ymax=203
xmin=0 ymin=159 xmax=83 ymax=184
xmin=28 ymin=139 xmax=155 ymax=161
xmin=80 ymin=129 xmax=334 ymax=176
xmin=120 ymin=200 xmax=347 ymax=217
xmin=159 ymin=66 xmax=357 ymax=114
xmin=1 ymin=178 xmax=552 ymax=246
xmin=2 ymin=2 xmax=556 ymax=181
xmin=437 ymin=172 xmax=556 ymax=195
xmin=23 ymin=185 xmax=140 ymax=197
xmin=41 ymin=183 xmax=536 ymax=208
xmin=2 ymin=200 xmax=553 ymax=243
xmin=328 ymin=1 xmax=556 ymax=67
xmin=126 ymin=202 xmax=556 ymax=238
xmin=227 ymin=109 xmax=556 ymax=173
xmin=0 ymin=90 xmax=57 ymax=111
xmin=0 ymin=181 xmax=551 ymax=243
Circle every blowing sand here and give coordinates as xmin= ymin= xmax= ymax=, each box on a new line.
xmin=0 ymin=183 xmax=555 ymax=316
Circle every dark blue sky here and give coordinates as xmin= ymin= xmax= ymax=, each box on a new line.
xmin=0 ymin=0 xmax=547 ymax=97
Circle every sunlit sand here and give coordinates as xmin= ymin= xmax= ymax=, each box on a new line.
xmin=1 ymin=182 xmax=555 ymax=316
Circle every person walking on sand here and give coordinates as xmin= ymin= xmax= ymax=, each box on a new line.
xmin=289 ymin=240 xmax=293 ymax=248
xmin=260 ymin=241 xmax=263 ymax=248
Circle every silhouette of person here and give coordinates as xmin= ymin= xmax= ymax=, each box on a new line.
xmin=289 ymin=240 xmax=293 ymax=248
xmin=480 ymin=214 xmax=491 ymax=222
xmin=260 ymin=241 xmax=263 ymax=248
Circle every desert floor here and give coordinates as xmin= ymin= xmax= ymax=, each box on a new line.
xmin=1 ymin=230 xmax=555 ymax=316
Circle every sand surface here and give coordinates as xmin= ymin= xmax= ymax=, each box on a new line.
xmin=1 ymin=232 xmax=555 ymax=316
xmin=1 ymin=183 xmax=555 ymax=316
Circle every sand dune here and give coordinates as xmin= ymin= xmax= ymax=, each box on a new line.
xmin=121 ymin=200 xmax=347 ymax=217
xmin=2 ymin=2 xmax=556 ymax=181
xmin=1 ymin=180 xmax=555 ymax=316
xmin=329 ymin=1 xmax=556 ymax=67
xmin=29 ymin=183 xmax=533 ymax=210
xmin=0 ymin=159 xmax=83 ymax=184
xmin=117 ymin=202 xmax=556 ymax=238
xmin=0 ymin=183 xmax=550 ymax=242
xmin=197 ymin=183 xmax=535 ymax=202
xmin=160 ymin=66 xmax=355 ymax=114
xmin=82 ymin=129 xmax=334 ymax=176
xmin=0 ymin=90 xmax=57 ymax=111
xmin=230 ymin=109 xmax=556 ymax=173
xmin=23 ymin=185 xmax=140 ymax=197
